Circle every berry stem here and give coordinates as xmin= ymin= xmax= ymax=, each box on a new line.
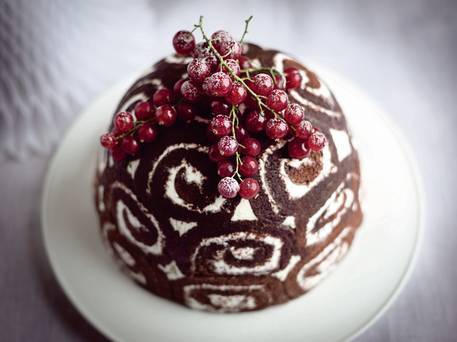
xmin=239 ymin=15 xmax=253 ymax=45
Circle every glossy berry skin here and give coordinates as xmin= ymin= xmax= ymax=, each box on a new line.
xmin=235 ymin=126 xmax=248 ymax=141
xmin=218 ymin=177 xmax=240 ymax=199
xmin=239 ymin=178 xmax=260 ymax=199
xmin=307 ymin=131 xmax=327 ymax=151
xmin=176 ymin=103 xmax=197 ymax=122
xmin=203 ymin=72 xmax=233 ymax=97
xmin=239 ymin=156 xmax=259 ymax=177
xmin=209 ymin=114 xmax=231 ymax=137
xmin=226 ymin=82 xmax=247 ymax=105
xmin=222 ymin=59 xmax=240 ymax=76
xmin=288 ymin=138 xmax=309 ymax=159
xmin=211 ymin=100 xmax=230 ymax=115
xmin=187 ymin=58 xmax=211 ymax=84
xmin=285 ymin=67 xmax=302 ymax=89
xmin=180 ymin=80 xmax=201 ymax=102
xmin=100 ymin=132 xmax=117 ymax=150
xmin=137 ymin=123 xmax=157 ymax=142
xmin=266 ymin=89 xmax=288 ymax=111
xmin=217 ymin=160 xmax=235 ymax=177
xmin=209 ymin=144 xmax=225 ymax=162
xmin=134 ymin=101 xmax=153 ymax=120
xmin=152 ymin=88 xmax=171 ymax=106
xmin=250 ymin=73 xmax=274 ymax=96
xmin=114 ymin=112 xmax=134 ymax=133
xmin=244 ymin=110 xmax=266 ymax=133
xmin=217 ymin=136 xmax=238 ymax=157
xmin=112 ymin=146 xmax=127 ymax=161
xmin=121 ymin=136 xmax=139 ymax=155
xmin=155 ymin=105 xmax=177 ymax=127
xmin=284 ymin=103 xmax=305 ymax=125
xmin=265 ymin=118 xmax=289 ymax=139
xmin=295 ymin=120 xmax=313 ymax=139
xmin=241 ymin=137 xmax=261 ymax=156
xmin=172 ymin=30 xmax=195 ymax=56
xmin=173 ymin=79 xmax=185 ymax=97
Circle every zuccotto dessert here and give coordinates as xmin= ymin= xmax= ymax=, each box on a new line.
xmin=95 ymin=16 xmax=363 ymax=312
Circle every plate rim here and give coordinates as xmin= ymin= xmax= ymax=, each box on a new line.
xmin=40 ymin=67 xmax=425 ymax=342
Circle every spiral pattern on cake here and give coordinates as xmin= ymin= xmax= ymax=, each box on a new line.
xmin=95 ymin=44 xmax=363 ymax=312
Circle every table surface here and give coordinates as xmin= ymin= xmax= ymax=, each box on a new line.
xmin=1 ymin=0 xmax=456 ymax=341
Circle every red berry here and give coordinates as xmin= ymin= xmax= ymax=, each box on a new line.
xmin=203 ymin=72 xmax=233 ymax=97
xmin=209 ymin=114 xmax=231 ymax=137
xmin=180 ymin=80 xmax=201 ymax=102
xmin=250 ymin=73 xmax=274 ymax=96
xmin=187 ymin=58 xmax=211 ymax=84
xmin=295 ymin=120 xmax=313 ymax=139
xmin=241 ymin=137 xmax=261 ymax=156
xmin=238 ymin=56 xmax=252 ymax=69
xmin=114 ymin=112 xmax=134 ymax=133
xmin=222 ymin=59 xmax=240 ymax=76
xmin=273 ymin=74 xmax=285 ymax=89
xmin=121 ymin=136 xmax=139 ymax=155
xmin=307 ymin=131 xmax=327 ymax=151
xmin=209 ymin=144 xmax=225 ymax=162
xmin=285 ymin=67 xmax=302 ymax=89
xmin=265 ymin=118 xmax=289 ymax=139
xmin=218 ymin=177 xmax=240 ymax=199
xmin=244 ymin=110 xmax=266 ymax=133
xmin=210 ymin=100 xmax=230 ymax=115
xmin=217 ymin=160 xmax=235 ymax=177
xmin=266 ymin=89 xmax=288 ymax=111
xmin=155 ymin=105 xmax=177 ymax=127
xmin=239 ymin=178 xmax=260 ymax=199
xmin=284 ymin=103 xmax=305 ymax=125
xmin=235 ymin=126 xmax=248 ymax=141
xmin=176 ymin=103 xmax=197 ymax=122
xmin=226 ymin=82 xmax=247 ymax=105
xmin=112 ymin=146 xmax=127 ymax=161
xmin=239 ymin=156 xmax=259 ymax=177
xmin=173 ymin=79 xmax=185 ymax=96
xmin=134 ymin=101 xmax=153 ymax=120
xmin=172 ymin=30 xmax=195 ymax=56
xmin=100 ymin=132 xmax=117 ymax=150
xmin=288 ymin=138 xmax=309 ymax=159
xmin=211 ymin=30 xmax=236 ymax=57
xmin=217 ymin=136 xmax=238 ymax=157
xmin=152 ymin=88 xmax=171 ymax=106
xmin=137 ymin=123 xmax=157 ymax=142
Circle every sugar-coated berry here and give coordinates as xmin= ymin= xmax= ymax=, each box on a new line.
xmin=121 ymin=136 xmax=139 ymax=155
xmin=134 ymin=101 xmax=153 ymax=120
xmin=295 ymin=120 xmax=313 ymax=139
xmin=209 ymin=144 xmax=225 ymax=162
xmin=211 ymin=100 xmax=230 ymax=115
xmin=241 ymin=137 xmax=261 ymax=156
xmin=222 ymin=59 xmax=240 ymax=76
xmin=100 ymin=132 xmax=117 ymax=150
xmin=114 ymin=111 xmax=134 ymax=133
xmin=218 ymin=177 xmax=240 ymax=199
xmin=239 ymin=156 xmax=259 ymax=177
xmin=217 ymin=160 xmax=235 ymax=177
xmin=307 ymin=131 xmax=327 ymax=151
xmin=226 ymin=82 xmax=247 ymax=105
xmin=211 ymin=30 xmax=236 ymax=57
xmin=235 ymin=126 xmax=248 ymax=141
xmin=285 ymin=67 xmax=302 ymax=89
xmin=152 ymin=88 xmax=171 ymax=106
xmin=284 ymin=103 xmax=305 ymax=125
xmin=187 ymin=58 xmax=211 ymax=84
xmin=112 ymin=146 xmax=127 ymax=161
xmin=266 ymin=89 xmax=288 ymax=111
xmin=137 ymin=123 xmax=157 ymax=142
xmin=265 ymin=118 xmax=289 ymax=139
xmin=239 ymin=178 xmax=260 ymax=199
xmin=209 ymin=114 xmax=231 ymax=137
xmin=250 ymin=73 xmax=274 ymax=96
xmin=172 ymin=30 xmax=195 ymax=56
xmin=176 ymin=103 xmax=197 ymax=122
xmin=288 ymin=138 xmax=309 ymax=159
xmin=217 ymin=136 xmax=238 ymax=157
xmin=180 ymin=80 xmax=201 ymax=102
xmin=203 ymin=72 xmax=233 ymax=97
xmin=155 ymin=105 xmax=177 ymax=127
xmin=244 ymin=110 xmax=266 ymax=133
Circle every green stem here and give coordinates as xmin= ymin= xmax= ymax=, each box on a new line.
xmin=239 ymin=15 xmax=253 ymax=44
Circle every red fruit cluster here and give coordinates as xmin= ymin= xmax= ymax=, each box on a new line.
xmin=100 ymin=18 xmax=328 ymax=201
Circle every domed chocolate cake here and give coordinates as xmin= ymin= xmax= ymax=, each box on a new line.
xmin=95 ymin=18 xmax=362 ymax=312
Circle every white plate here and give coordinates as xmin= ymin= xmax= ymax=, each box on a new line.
xmin=41 ymin=66 xmax=424 ymax=342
